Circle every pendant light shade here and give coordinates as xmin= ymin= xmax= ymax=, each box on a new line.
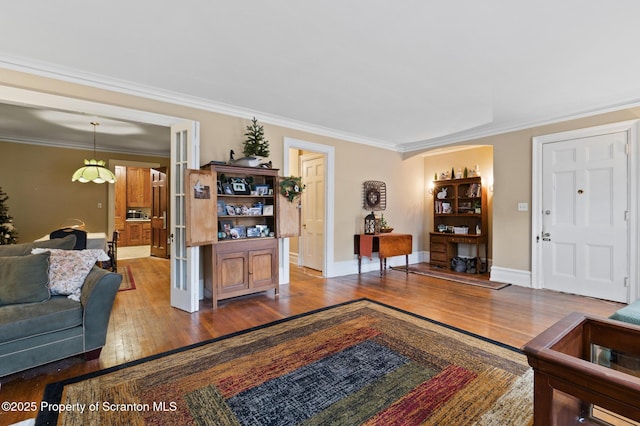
xmin=72 ymin=122 xmax=116 ymax=184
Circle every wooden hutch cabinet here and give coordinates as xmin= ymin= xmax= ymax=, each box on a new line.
xmin=430 ymin=176 xmax=488 ymax=273
xmin=185 ymin=164 xmax=300 ymax=309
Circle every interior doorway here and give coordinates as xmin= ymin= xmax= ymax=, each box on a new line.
xmin=283 ymin=137 xmax=336 ymax=280
xmin=108 ymin=159 xmax=161 ymax=260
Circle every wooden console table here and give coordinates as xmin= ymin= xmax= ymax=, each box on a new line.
xmin=354 ymin=233 xmax=412 ymax=276
xmin=523 ymin=312 xmax=640 ymax=425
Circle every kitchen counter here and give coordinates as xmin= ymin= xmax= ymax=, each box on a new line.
xmin=125 ymin=218 xmax=150 ymax=222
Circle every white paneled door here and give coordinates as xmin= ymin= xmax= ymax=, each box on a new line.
xmin=541 ymin=130 xmax=629 ymax=302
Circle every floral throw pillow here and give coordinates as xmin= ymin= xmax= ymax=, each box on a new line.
xmin=31 ymin=248 xmax=110 ymax=301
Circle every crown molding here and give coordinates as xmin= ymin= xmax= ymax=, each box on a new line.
xmin=0 ymin=55 xmax=398 ymax=151
xmin=0 ymin=134 xmax=171 ymax=157
xmin=3 ymin=54 xmax=640 ymax=155
xmin=398 ymin=98 xmax=640 ymax=153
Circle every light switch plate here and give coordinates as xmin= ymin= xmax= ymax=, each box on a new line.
xmin=518 ymin=202 xmax=528 ymax=212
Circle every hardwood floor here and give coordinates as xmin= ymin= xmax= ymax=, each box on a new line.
xmin=0 ymin=256 xmax=624 ymax=424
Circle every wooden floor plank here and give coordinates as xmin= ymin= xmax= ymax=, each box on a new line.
xmin=0 ymin=257 xmax=624 ymax=424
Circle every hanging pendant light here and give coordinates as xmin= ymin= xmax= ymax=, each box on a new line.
xmin=71 ymin=121 xmax=116 ymax=184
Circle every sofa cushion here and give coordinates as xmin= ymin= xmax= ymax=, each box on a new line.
xmin=0 ymin=252 xmax=51 ymax=306
xmin=610 ymin=299 xmax=640 ymax=325
xmin=0 ymin=235 xmax=77 ymax=257
xmin=31 ymin=248 xmax=110 ymax=302
xmin=0 ymin=296 xmax=82 ymax=344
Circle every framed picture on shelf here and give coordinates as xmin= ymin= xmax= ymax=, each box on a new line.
xmin=255 ymin=184 xmax=270 ymax=196
xmin=263 ymin=205 xmax=274 ymax=216
xmin=230 ymin=225 xmax=246 ymax=239
xmin=217 ymin=200 xmax=227 ymax=215
xmin=225 ymin=205 xmax=236 ymax=216
xmin=219 ymin=219 xmax=234 ymax=234
xmin=232 ymin=182 xmax=251 ymax=195
xmin=222 ymin=183 xmax=234 ymax=195
xmin=246 ymin=227 xmax=261 ymax=238
xmin=217 ymin=181 xmax=223 ymax=194
xmin=249 ymin=207 xmax=262 ymax=216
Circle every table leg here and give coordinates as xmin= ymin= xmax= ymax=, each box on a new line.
xmin=405 ymin=254 xmax=409 ymax=273
xmin=358 ymin=256 xmax=362 ymax=274
xmin=380 ymin=258 xmax=384 ymax=276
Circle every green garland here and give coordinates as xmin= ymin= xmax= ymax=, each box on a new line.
xmin=280 ymin=176 xmax=305 ymax=202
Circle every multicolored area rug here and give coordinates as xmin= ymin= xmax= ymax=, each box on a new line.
xmin=37 ymin=299 xmax=533 ymax=425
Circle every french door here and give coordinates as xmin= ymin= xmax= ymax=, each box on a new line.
xmin=170 ymin=121 xmax=200 ymax=312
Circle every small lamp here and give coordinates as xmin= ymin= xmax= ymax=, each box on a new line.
xmin=364 ymin=211 xmax=376 ymax=235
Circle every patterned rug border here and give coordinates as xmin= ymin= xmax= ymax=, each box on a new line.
xmin=118 ymin=265 xmax=136 ymax=292
xmin=38 ymin=298 xmax=522 ymax=424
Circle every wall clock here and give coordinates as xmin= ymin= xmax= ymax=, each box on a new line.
xmin=362 ymin=180 xmax=386 ymax=211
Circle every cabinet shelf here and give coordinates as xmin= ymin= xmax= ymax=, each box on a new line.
xmin=219 ymin=195 xmax=274 ymax=199
xmin=220 ymin=215 xmax=274 ymax=219
xmin=217 ymin=236 xmax=275 ymax=243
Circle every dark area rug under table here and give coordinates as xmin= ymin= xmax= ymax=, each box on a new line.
xmin=37 ymin=299 xmax=532 ymax=425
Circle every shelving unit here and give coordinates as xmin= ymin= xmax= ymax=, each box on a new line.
xmin=430 ymin=176 xmax=488 ymax=273
xmin=185 ymin=164 xmax=300 ymax=309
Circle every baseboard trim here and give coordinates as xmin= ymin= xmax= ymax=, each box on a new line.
xmin=490 ymin=266 xmax=531 ymax=287
xmin=328 ymin=251 xmax=427 ymax=277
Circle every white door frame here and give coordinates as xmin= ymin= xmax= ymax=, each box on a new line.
xmin=283 ymin=137 xmax=335 ymax=280
xmin=531 ymin=120 xmax=639 ymax=301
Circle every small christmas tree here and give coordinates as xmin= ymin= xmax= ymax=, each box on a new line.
xmin=0 ymin=187 xmax=18 ymax=245
xmin=243 ymin=117 xmax=270 ymax=158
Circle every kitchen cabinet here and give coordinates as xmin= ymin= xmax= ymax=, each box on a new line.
xmin=127 ymin=167 xmax=151 ymax=207
xmin=124 ymin=220 xmax=151 ymax=246
xmin=126 ymin=221 xmax=143 ymax=246
xmin=142 ymin=221 xmax=151 ymax=245
xmin=185 ymin=164 xmax=301 ymax=309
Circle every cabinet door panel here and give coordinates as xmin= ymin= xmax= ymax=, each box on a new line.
xmin=217 ymin=251 xmax=249 ymax=294
xmin=185 ymin=169 xmax=217 ymax=246
xmin=250 ymin=248 xmax=276 ymax=288
xmin=127 ymin=223 xmax=143 ymax=246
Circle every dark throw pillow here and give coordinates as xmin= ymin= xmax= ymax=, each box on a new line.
xmin=0 ymin=252 xmax=51 ymax=306
xmin=0 ymin=234 xmax=77 ymax=257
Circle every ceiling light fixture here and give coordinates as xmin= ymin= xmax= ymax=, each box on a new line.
xmin=71 ymin=122 xmax=116 ymax=184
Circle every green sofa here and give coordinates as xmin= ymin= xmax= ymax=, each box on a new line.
xmin=0 ymin=236 xmax=122 ymax=377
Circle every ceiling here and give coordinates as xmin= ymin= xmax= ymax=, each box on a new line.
xmin=2 ymin=1 xmax=640 ymax=156
xmin=0 ymin=102 xmax=170 ymax=156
